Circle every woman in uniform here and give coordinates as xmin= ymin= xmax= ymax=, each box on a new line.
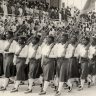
xmin=39 ymin=35 xmax=55 ymax=95
xmin=11 ymin=36 xmax=29 ymax=92
xmin=24 ymin=36 xmax=41 ymax=93
xmin=0 ymin=31 xmax=17 ymax=91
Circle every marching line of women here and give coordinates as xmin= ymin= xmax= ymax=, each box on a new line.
xmin=0 ymin=31 xmax=96 ymax=96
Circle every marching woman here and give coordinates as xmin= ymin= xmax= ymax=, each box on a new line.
xmin=0 ymin=35 xmax=5 ymax=76
xmin=0 ymin=31 xmax=17 ymax=91
xmin=78 ymin=37 xmax=90 ymax=91
xmin=24 ymin=36 xmax=41 ymax=93
xmin=39 ymin=35 xmax=55 ymax=95
xmin=88 ymin=37 xmax=96 ymax=87
xmin=65 ymin=36 xmax=80 ymax=92
xmin=54 ymin=34 xmax=69 ymax=96
xmin=11 ymin=36 xmax=29 ymax=92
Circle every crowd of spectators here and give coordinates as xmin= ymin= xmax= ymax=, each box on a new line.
xmin=0 ymin=0 xmax=96 ymax=43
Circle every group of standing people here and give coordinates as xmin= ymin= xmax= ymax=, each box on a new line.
xmin=0 ymin=31 xmax=96 ymax=96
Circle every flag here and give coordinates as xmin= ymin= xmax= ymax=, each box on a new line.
xmin=82 ymin=0 xmax=96 ymax=13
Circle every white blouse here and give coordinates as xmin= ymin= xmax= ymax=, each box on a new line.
xmin=88 ymin=45 xmax=96 ymax=59
xmin=79 ymin=44 xmax=88 ymax=58
xmin=9 ymin=40 xmax=18 ymax=53
xmin=57 ymin=43 xmax=66 ymax=57
xmin=19 ymin=45 xmax=28 ymax=58
xmin=27 ymin=43 xmax=37 ymax=59
xmin=74 ymin=44 xmax=82 ymax=57
xmin=49 ymin=43 xmax=58 ymax=58
xmin=0 ymin=40 xmax=5 ymax=52
xmin=3 ymin=40 xmax=10 ymax=51
xmin=65 ymin=44 xmax=75 ymax=58
xmin=41 ymin=44 xmax=53 ymax=56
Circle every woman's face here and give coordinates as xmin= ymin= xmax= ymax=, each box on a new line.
xmin=82 ymin=38 xmax=88 ymax=45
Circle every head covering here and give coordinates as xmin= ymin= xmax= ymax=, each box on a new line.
xmin=82 ymin=37 xmax=90 ymax=42
xmin=62 ymin=34 xmax=68 ymax=39
xmin=18 ymin=35 xmax=26 ymax=43
xmin=32 ymin=36 xmax=40 ymax=43
xmin=7 ymin=31 xmax=14 ymax=37
xmin=47 ymin=35 xmax=54 ymax=42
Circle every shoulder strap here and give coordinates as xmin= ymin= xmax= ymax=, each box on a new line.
xmin=48 ymin=43 xmax=55 ymax=57
xmin=15 ymin=44 xmax=25 ymax=56
xmin=64 ymin=42 xmax=69 ymax=57
xmin=72 ymin=43 xmax=78 ymax=57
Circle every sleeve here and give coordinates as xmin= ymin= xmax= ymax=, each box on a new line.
xmin=13 ymin=55 xmax=17 ymax=65
xmin=4 ymin=40 xmax=13 ymax=52
xmin=25 ymin=45 xmax=31 ymax=64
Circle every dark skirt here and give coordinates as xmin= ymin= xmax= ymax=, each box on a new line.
xmin=29 ymin=58 xmax=42 ymax=79
xmin=42 ymin=57 xmax=55 ymax=81
xmin=0 ymin=53 xmax=3 ymax=76
xmin=3 ymin=53 xmax=15 ymax=78
xmin=88 ymin=59 xmax=96 ymax=76
xmin=16 ymin=57 xmax=28 ymax=81
xmin=80 ymin=58 xmax=89 ymax=79
xmin=56 ymin=57 xmax=69 ymax=82
xmin=67 ymin=57 xmax=80 ymax=79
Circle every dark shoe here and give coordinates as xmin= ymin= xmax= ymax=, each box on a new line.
xmin=9 ymin=80 xmax=14 ymax=84
xmin=10 ymin=88 xmax=18 ymax=93
xmin=68 ymin=86 xmax=72 ymax=92
xmin=40 ymin=84 xmax=43 ymax=87
xmin=24 ymin=89 xmax=32 ymax=94
xmin=39 ymin=90 xmax=46 ymax=95
xmin=78 ymin=86 xmax=83 ymax=91
xmin=0 ymin=87 xmax=6 ymax=91
xmin=54 ymin=86 xmax=58 ymax=91
xmin=20 ymin=81 xmax=24 ymax=85
xmin=55 ymin=91 xmax=61 ymax=96
xmin=51 ymin=84 xmax=55 ymax=88
xmin=32 ymin=82 xmax=35 ymax=86
xmin=88 ymin=82 xmax=91 ymax=88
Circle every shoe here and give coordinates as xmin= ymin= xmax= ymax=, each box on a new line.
xmin=54 ymin=86 xmax=58 ymax=91
xmin=39 ymin=90 xmax=46 ymax=95
xmin=51 ymin=84 xmax=55 ymax=88
xmin=9 ymin=81 xmax=14 ymax=84
xmin=55 ymin=91 xmax=61 ymax=96
xmin=32 ymin=82 xmax=35 ymax=86
xmin=68 ymin=86 xmax=72 ymax=92
xmin=78 ymin=86 xmax=83 ymax=91
xmin=40 ymin=84 xmax=43 ymax=88
xmin=20 ymin=81 xmax=24 ymax=85
xmin=24 ymin=89 xmax=32 ymax=94
xmin=10 ymin=88 xmax=18 ymax=93
xmin=0 ymin=87 xmax=6 ymax=91
xmin=88 ymin=82 xmax=91 ymax=88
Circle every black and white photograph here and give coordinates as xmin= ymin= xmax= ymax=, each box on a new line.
xmin=0 ymin=0 xmax=96 ymax=96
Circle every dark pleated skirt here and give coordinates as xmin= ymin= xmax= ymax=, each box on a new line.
xmin=29 ymin=58 xmax=42 ymax=79
xmin=0 ymin=53 xmax=3 ymax=76
xmin=80 ymin=58 xmax=89 ymax=79
xmin=56 ymin=57 xmax=69 ymax=82
xmin=3 ymin=53 xmax=15 ymax=78
xmin=88 ymin=59 xmax=96 ymax=76
xmin=42 ymin=57 xmax=55 ymax=81
xmin=67 ymin=57 xmax=80 ymax=79
xmin=16 ymin=57 xmax=28 ymax=81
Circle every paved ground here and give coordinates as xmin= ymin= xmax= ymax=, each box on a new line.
xmin=0 ymin=78 xmax=96 ymax=96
